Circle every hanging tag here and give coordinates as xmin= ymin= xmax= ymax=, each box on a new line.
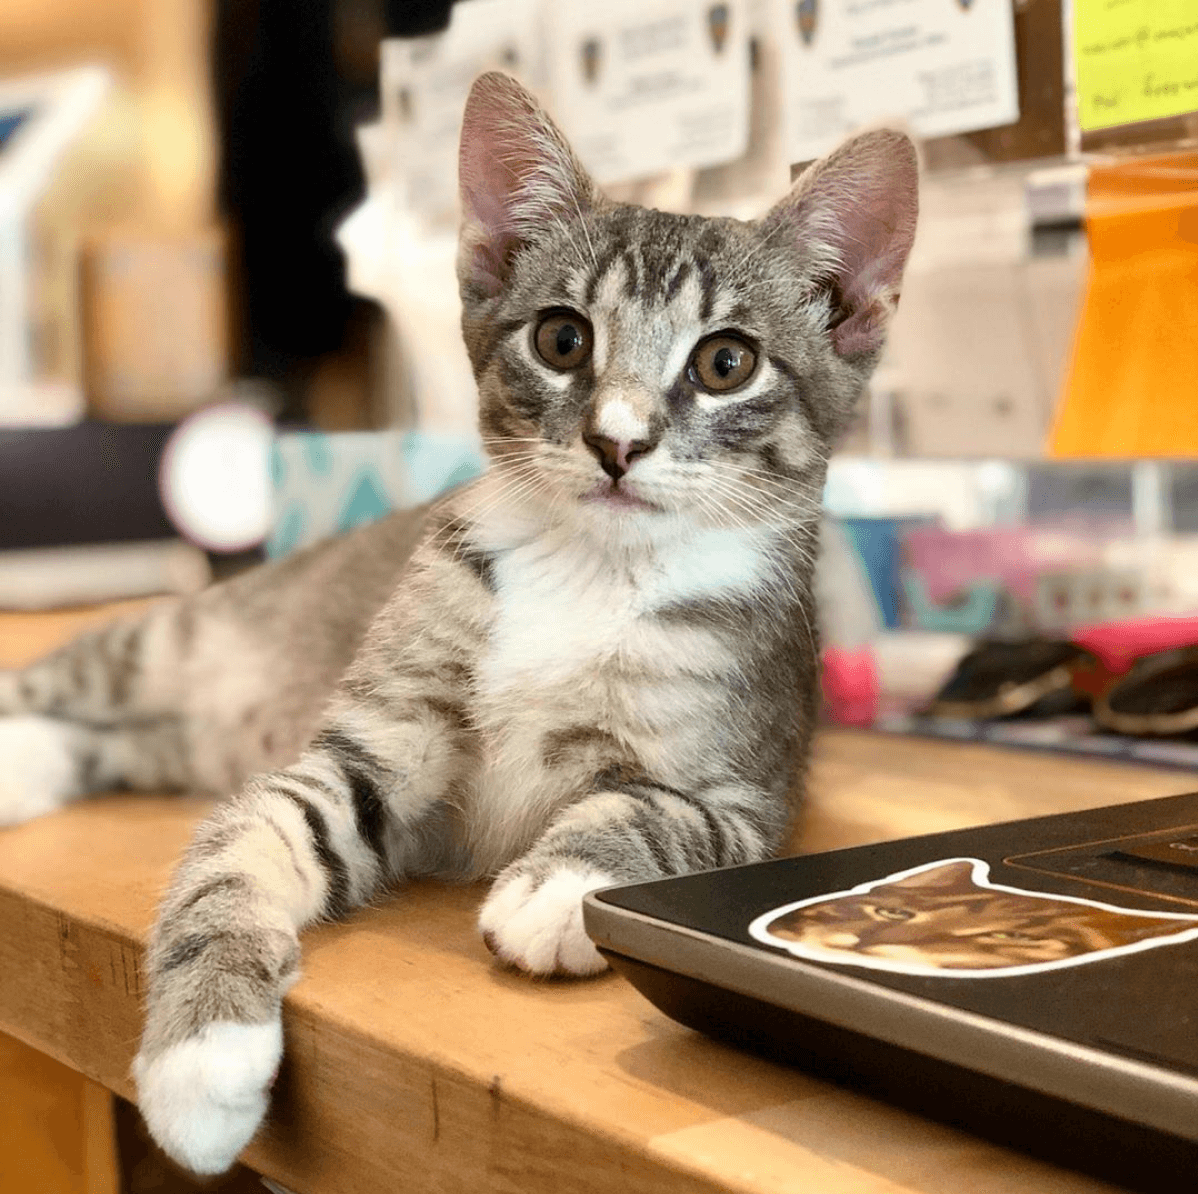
xmin=771 ymin=0 xmax=1020 ymax=164
xmin=379 ymin=0 xmax=545 ymax=224
xmin=543 ymin=0 xmax=751 ymax=185
xmin=693 ymin=0 xmax=792 ymax=217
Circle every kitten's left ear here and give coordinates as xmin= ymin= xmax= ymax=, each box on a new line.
xmin=887 ymin=860 xmax=977 ymax=891
xmin=458 ymin=72 xmax=597 ymax=297
xmin=764 ymin=130 xmax=918 ymax=360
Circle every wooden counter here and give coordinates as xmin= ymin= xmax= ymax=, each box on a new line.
xmin=0 ymin=607 xmax=1190 ymax=1194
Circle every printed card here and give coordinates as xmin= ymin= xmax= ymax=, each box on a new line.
xmin=772 ymin=0 xmax=1021 ymax=163
xmin=543 ymin=0 xmax=752 ymax=185
xmin=379 ymin=0 xmax=545 ymax=222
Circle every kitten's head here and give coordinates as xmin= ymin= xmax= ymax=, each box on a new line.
xmin=753 ymin=859 xmax=1198 ymax=976
xmin=455 ymin=72 xmax=918 ymax=529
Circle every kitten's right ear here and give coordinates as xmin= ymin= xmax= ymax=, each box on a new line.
xmin=458 ymin=72 xmax=597 ymax=297
xmin=764 ymin=129 xmax=918 ymax=360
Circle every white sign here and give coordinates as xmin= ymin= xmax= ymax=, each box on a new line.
xmin=379 ymin=0 xmax=545 ymax=223
xmin=771 ymin=0 xmax=1020 ymax=163
xmin=544 ymin=0 xmax=751 ymax=185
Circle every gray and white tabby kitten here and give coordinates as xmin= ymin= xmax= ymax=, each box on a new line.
xmin=0 ymin=73 xmax=916 ymax=1173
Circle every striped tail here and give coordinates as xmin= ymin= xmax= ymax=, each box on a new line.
xmin=0 ymin=604 xmax=194 ymax=823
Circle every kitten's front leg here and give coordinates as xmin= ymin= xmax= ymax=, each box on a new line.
xmin=479 ymin=776 xmax=782 ymax=976
xmin=133 ymin=692 xmax=470 ymax=1174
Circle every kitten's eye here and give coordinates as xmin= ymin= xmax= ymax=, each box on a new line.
xmin=870 ymin=906 xmax=915 ymax=922
xmin=534 ymin=311 xmax=593 ymax=371
xmin=689 ymin=334 xmax=758 ymax=393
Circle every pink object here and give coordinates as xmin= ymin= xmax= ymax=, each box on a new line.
xmin=903 ymin=525 xmax=1108 ymax=605
xmin=822 ymin=646 xmax=880 ymax=727
xmin=1072 ymin=615 xmax=1198 ymax=675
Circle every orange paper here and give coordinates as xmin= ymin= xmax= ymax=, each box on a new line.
xmin=1051 ymin=154 xmax=1198 ymax=457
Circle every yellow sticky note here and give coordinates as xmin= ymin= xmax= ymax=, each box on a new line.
xmin=1075 ymin=0 xmax=1198 ymax=132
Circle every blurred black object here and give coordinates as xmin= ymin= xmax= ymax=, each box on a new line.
xmin=925 ymin=639 xmax=1094 ymax=721
xmin=1097 ymin=649 xmax=1198 ymax=738
xmin=383 ymin=0 xmax=453 ymax=36
xmin=0 ymin=424 xmax=175 ymax=550
xmin=213 ymin=0 xmax=452 ymax=412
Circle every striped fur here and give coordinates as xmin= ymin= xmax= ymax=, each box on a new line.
xmin=0 ymin=74 xmax=917 ymax=1173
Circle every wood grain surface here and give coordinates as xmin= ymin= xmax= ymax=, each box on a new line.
xmin=0 ymin=607 xmax=1190 ymax=1194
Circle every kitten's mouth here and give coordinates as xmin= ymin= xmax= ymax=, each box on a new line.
xmin=582 ymin=481 xmax=658 ymax=512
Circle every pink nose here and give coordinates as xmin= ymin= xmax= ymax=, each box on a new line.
xmin=582 ymin=432 xmax=657 ymax=480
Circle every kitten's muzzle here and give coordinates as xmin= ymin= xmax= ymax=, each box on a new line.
xmin=582 ymin=431 xmax=658 ymax=481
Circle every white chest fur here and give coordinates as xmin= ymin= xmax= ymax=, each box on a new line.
xmin=479 ymin=520 xmax=776 ymax=693
xmin=462 ymin=516 xmax=781 ymax=875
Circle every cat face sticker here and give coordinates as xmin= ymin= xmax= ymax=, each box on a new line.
xmin=749 ymin=858 xmax=1198 ymax=978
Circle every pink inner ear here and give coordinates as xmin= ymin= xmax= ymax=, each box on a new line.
xmin=831 ymin=180 xmax=917 ymax=356
xmin=463 ymin=185 xmax=521 ymax=297
xmin=458 ymin=72 xmax=592 ymax=296
xmin=459 ymin=76 xmax=531 ymax=294
xmin=769 ymin=130 xmax=918 ymax=359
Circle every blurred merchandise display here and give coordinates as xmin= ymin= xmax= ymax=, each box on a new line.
xmin=82 ymin=227 xmax=228 ymax=420
xmin=0 ymin=539 xmax=209 ymax=609
xmin=924 ymin=639 xmax=1095 ymax=721
xmin=824 ymin=460 xmax=1198 ymax=638
xmin=2 ymin=0 xmax=1198 ymax=602
xmin=1 ymin=0 xmax=225 ymax=428
xmin=869 ymin=166 xmax=1088 ymax=459
xmin=821 ymin=455 xmax=1198 ymax=768
xmin=158 ymin=402 xmax=273 ymax=552
xmin=267 ymin=428 xmax=482 ymax=558
xmin=0 ymin=64 xmax=112 ymax=426
xmin=875 ymin=626 xmax=1198 ymax=774
xmin=0 ymin=420 xmax=203 ymax=607
xmin=351 ymin=0 xmax=1073 ymax=442
xmin=1050 ymin=153 xmax=1198 ymax=457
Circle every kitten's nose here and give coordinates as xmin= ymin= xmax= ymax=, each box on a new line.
xmin=583 ymin=431 xmax=657 ymax=481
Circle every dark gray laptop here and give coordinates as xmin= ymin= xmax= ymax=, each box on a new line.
xmin=584 ymin=792 xmax=1198 ymax=1192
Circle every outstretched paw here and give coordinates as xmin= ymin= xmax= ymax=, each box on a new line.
xmin=478 ymin=864 xmax=615 ymax=977
xmin=133 ymin=1019 xmax=282 ymax=1175
xmin=0 ymin=716 xmax=82 ymax=827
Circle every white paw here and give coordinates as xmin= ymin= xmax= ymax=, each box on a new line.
xmin=478 ymin=864 xmax=615 ymax=977
xmin=0 ymin=716 xmax=81 ymax=827
xmin=133 ymin=1019 xmax=282 ymax=1175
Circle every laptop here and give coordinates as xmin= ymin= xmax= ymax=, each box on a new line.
xmin=583 ymin=791 xmax=1198 ymax=1192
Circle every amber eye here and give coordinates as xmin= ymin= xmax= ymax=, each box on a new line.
xmin=689 ymin=334 xmax=757 ymax=393
xmin=871 ymin=906 xmax=916 ymax=922
xmin=534 ymin=311 xmax=593 ymax=371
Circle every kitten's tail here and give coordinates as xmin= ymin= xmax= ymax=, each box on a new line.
xmin=0 ymin=601 xmax=194 ymax=824
xmin=0 ymin=600 xmax=186 ymax=722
